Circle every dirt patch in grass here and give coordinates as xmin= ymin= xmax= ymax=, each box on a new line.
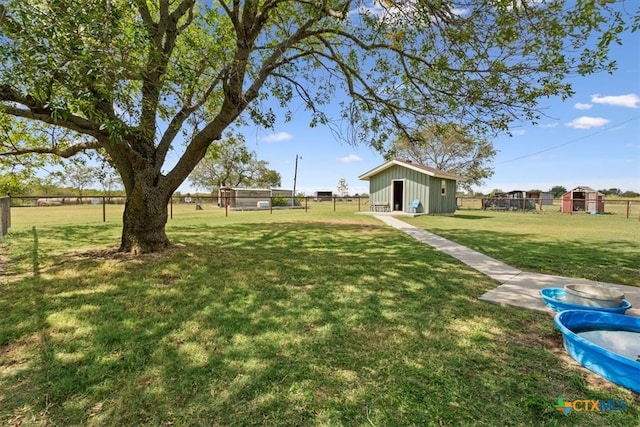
xmin=0 ymin=332 xmax=40 ymax=369
xmin=57 ymin=243 xmax=188 ymax=264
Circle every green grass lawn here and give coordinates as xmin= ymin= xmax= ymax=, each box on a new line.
xmin=1 ymin=205 xmax=639 ymax=425
xmin=403 ymin=210 xmax=640 ymax=287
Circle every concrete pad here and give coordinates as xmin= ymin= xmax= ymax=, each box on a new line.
xmin=373 ymin=214 xmax=639 ymax=317
xmin=480 ymin=272 xmax=640 ymax=317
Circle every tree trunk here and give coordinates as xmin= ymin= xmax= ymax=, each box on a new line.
xmin=119 ymin=177 xmax=171 ymax=254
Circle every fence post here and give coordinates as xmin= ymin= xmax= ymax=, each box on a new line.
xmin=333 ymin=196 xmax=336 ymax=212
xmin=102 ymin=196 xmax=106 ymax=222
xmin=305 ymin=196 xmax=308 ymax=212
xmin=0 ymin=195 xmax=10 ymax=237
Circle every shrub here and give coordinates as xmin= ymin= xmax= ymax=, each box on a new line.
xmin=272 ymin=196 xmax=289 ymax=207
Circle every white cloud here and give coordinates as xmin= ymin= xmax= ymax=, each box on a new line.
xmin=539 ymin=122 xmax=559 ymax=128
xmin=261 ymin=132 xmax=293 ymax=143
xmin=349 ymin=4 xmax=382 ymax=16
xmin=350 ymin=2 xmax=468 ymax=23
xmin=565 ymin=116 xmax=610 ymax=129
xmin=510 ymin=129 xmax=526 ymax=136
xmin=338 ymin=154 xmax=363 ymax=163
xmin=451 ymin=8 xmax=470 ymax=16
xmin=574 ymin=102 xmax=592 ymax=110
xmin=591 ymin=94 xmax=640 ymax=108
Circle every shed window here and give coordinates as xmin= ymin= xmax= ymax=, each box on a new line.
xmin=440 ymin=179 xmax=446 ymax=196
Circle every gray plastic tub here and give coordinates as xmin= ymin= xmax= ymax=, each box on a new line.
xmin=564 ymin=284 xmax=625 ymax=308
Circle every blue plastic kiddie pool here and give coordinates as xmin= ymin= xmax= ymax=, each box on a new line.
xmin=554 ymin=310 xmax=640 ymax=394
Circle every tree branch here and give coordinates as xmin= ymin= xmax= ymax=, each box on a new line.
xmin=0 ymin=100 xmax=104 ymax=140
xmin=139 ymin=0 xmax=196 ymax=145
xmin=0 ymin=140 xmax=100 ymax=158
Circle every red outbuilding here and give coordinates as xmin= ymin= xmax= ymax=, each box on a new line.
xmin=561 ymin=186 xmax=605 ymax=214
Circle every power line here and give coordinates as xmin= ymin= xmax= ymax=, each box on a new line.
xmin=497 ymin=115 xmax=640 ymax=164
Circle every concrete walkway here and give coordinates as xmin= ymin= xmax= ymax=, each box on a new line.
xmin=374 ymin=214 xmax=640 ymax=317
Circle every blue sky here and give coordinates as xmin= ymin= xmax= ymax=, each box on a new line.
xmin=178 ymin=12 xmax=640 ymax=197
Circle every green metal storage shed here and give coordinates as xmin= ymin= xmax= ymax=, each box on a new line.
xmin=359 ymin=159 xmax=463 ymax=214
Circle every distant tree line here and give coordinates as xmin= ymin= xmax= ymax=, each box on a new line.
xmin=598 ymin=188 xmax=639 ymax=198
xmin=1 ymin=159 xmax=125 ymax=197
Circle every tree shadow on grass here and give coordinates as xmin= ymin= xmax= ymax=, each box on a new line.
xmin=1 ymin=221 xmax=638 ymax=426
xmin=449 ymin=214 xmax=493 ymax=220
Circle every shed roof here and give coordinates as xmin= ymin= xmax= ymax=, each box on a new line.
xmin=358 ymin=159 xmax=465 ymax=181
xmin=563 ymin=186 xmax=604 ymax=196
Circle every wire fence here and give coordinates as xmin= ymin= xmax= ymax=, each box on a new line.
xmin=5 ymin=195 xmax=639 ymax=227
xmin=177 ymin=195 xmax=372 ymax=217
xmin=455 ymin=197 xmax=640 ymax=219
xmin=6 ymin=194 xmax=375 ymax=225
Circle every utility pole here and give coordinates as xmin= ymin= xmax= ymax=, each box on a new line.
xmin=292 ymin=154 xmax=300 ymax=205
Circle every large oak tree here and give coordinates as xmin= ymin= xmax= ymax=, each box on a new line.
xmin=0 ymin=0 xmax=635 ymax=252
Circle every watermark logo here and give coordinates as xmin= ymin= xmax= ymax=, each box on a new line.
xmin=555 ymin=398 xmax=627 ymax=415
